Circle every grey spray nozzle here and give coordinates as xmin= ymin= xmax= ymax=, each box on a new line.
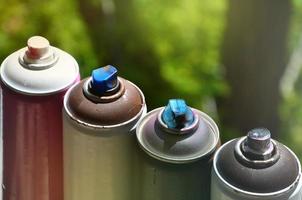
xmin=242 ymin=128 xmax=275 ymax=160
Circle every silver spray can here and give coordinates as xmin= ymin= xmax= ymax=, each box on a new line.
xmin=212 ymin=128 xmax=302 ymax=200
xmin=63 ymin=65 xmax=146 ymax=200
xmin=135 ymin=99 xmax=220 ymax=200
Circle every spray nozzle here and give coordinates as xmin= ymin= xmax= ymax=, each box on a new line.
xmin=26 ymin=36 xmax=50 ymax=59
xmin=162 ymin=99 xmax=194 ymax=129
xmin=22 ymin=36 xmax=57 ymax=67
xmin=90 ymin=65 xmax=118 ymax=96
xmin=242 ymin=128 xmax=275 ymax=160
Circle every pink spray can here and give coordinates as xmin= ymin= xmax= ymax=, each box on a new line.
xmin=0 ymin=36 xmax=80 ymax=200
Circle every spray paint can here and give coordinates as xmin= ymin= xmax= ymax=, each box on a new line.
xmin=63 ymin=65 xmax=146 ymax=200
xmin=135 ymin=99 xmax=220 ymax=200
xmin=1 ymin=36 xmax=80 ymax=200
xmin=212 ymin=128 xmax=302 ymax=200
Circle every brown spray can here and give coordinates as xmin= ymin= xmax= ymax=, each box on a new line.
xmin=63 ymin=65 xmax=146 ymax=200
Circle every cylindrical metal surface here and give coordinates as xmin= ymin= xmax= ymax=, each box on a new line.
xmin=63 ymin=66 xmax=146 ymax=200
xmin=135 ymin=100 xmax=220 ymax=200
xmin=211 ymin=128 xmax=302 ymax=200
xmin=1 ymin=36 xmax=80 ymax=200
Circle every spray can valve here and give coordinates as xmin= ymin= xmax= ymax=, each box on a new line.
xmin=26 ymin=36 xmax=50 ymax=59
xmin=22 ymin=36 xmax=57 ymax=68
xmin=90 ymin=65 xmax=118 ymax=96
xmin=242 ymin=128 xmax=275 ymax=160
xmin=162 ymin=99 xmax=194 ymax=129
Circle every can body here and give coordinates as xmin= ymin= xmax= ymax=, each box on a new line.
xmin=135 ymin=106 xmax=220 ymax=200
xmin=211 ymin=136 xmax=302 ymax=200
xmin=63 ymin=115 xmax=143 ymax=200
xmin=133 ymin=149 xmax=213 ymax=200
xmin=1 ymin=36 xmax=80 ymax=200
xmin=63 ymin=73 xmax=146 ymax=200
xmin=211 ymin=169 xmax=302 ymax=200
xmin=2 ymin=86 xmax=65 ymax=200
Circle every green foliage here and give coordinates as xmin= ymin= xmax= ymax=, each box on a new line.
xmin=280 ymin=92 xmax=302 ymax=160
xmin=280 ymin=0 xmax=302 ymax=161
xmin=288 ymin=0 xmax=302 ymax=51
xmin=0 ymin=0 xmax=227 ymax=111
xmin=0 ymin=0 xmax=98 ymax=75
xmin=133 ymin=0 xmax=227 ymax=108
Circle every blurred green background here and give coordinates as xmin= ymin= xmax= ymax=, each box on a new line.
xmin=1 ymin=0 xmax=302 ymax=159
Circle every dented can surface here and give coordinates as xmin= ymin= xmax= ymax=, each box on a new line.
xmin=63 ymin=66 xmax=146 ymax=200
xmin=135 ymin=99 xmax=220 ymax=200
xmin=0 ymin=36 xmax=80 ymax=200
xmin=211 ymin=128 xmax=302 ymax=200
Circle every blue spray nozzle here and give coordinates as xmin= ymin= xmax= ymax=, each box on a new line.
xmin=90 ymin=65 xmax=118 ymax=96
xmin=162 ymin=99 xmax=194 ymax=129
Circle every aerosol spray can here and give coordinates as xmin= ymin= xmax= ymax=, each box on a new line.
xmin=135 ymin=99 xmax=220 ymax=200
xmin=212 ymin=128 xmax=302 ymax=200
xmin=1 ymin=36 xmax=80 ymax=200
xmin=63 ymin=65 xmax=146 ymax=200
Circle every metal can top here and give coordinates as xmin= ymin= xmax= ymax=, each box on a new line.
xmin=136 ymin=100 xmax=220 ymax=164
xmin=1 ymin=36 xmax=79 ymax=95
xmin=213 ymin=128 xmax=301 ymax=195
xmin=64 ymin=66 xmax=145 ymax=128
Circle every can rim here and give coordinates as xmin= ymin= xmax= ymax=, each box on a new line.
xmin=213 ymin=138 xmax=302 ymax=197
xmin=63 ymin=78 xmax=146 ymax=129
xmin=136 ymin=107 xmax=220 ymax=164
xmin=0 ymin=47 xmax=80 ymax=96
